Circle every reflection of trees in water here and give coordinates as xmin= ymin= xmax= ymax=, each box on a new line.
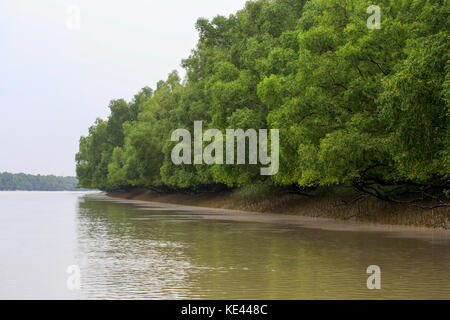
xmin=75 ymin=196 xmax=450 ymax=299
xmin=75 ymin=197 xmax=194 ymax=299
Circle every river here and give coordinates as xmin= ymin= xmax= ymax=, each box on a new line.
xmin=0 ymin=191 xmax=448 ymax=299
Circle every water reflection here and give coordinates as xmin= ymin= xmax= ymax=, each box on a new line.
xmin=76 ymin=196 xmax=450 ymax=299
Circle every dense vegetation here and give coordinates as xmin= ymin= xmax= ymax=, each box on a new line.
xmin=0 ymin=172 xmax=79 ymax=191
xmin=76 ymin=0 xmax=449 ymax=207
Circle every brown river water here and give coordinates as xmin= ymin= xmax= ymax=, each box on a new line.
xmin=0 ymin=191 xmax=448 ymax=299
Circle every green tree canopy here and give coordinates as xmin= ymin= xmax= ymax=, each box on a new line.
xmin=76 ymin=0 xmax=449 ymax=205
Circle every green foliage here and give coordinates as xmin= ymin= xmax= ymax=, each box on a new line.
xmin=0 ymin=172 xmax=79 ymax=191
xmin=76 ymin=0 xmax=449 ymax=195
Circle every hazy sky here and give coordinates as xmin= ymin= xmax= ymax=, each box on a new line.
xmin=0 ymin=0 xmax=248 ymax=176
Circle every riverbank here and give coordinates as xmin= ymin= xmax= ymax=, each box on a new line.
xmin=106 ymin=188 xmax=449 ymax=230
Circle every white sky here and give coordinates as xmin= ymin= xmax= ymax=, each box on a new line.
xmin=0 ymin=0 xmax=248 ymax=176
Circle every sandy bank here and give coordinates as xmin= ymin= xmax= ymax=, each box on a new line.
xmin=104 ymin=189 xmax=449 ymax=229
xmin=87 ymin=192 xmax=450 ymax=243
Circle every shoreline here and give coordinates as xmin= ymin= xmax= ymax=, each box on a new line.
xmin=95 ymin=192 xmax=450 ymax=243
xmin=104 ymin=189 xmax=449 ymax=229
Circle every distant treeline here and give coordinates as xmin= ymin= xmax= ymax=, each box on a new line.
xmin=0 ymin=172 xmax=79 ymax=191
xmin=76 ymin=0 xmax=448 ymax=207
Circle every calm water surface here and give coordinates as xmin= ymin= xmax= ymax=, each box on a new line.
xmin=0 ymin=191 xmax=449 ymax=299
